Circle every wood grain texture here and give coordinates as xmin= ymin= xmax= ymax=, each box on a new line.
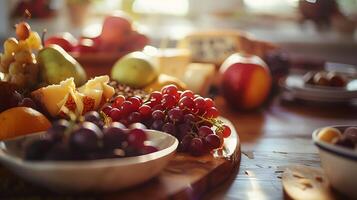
xmin=203 ymin=96 xmax=356 ymax=200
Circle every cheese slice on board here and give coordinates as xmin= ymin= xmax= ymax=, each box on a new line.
xmin=183 ymin=63 xmax=215 ymax=96
xmin=144 ymin=46 xmax=191 ymax=80
xmin=178 ymin=30 xmax=277 ymax=65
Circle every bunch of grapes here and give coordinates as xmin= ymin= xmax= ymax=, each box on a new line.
xmin=102 ymin=84 xmax=231 ymax=156
xmin=0 ymin=22 xmax=42 ymax=89
xmin=25 ymin=111 xmax=158 ymax=161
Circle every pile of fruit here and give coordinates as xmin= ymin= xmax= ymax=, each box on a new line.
xmin=0 ymin=21 xmax=88 ymax=90
xmin=0 ymin=22 xmax=42 ymax=89
xmin=45 ymin=13 xmax=148 ymax=55
xmin=0 ymin=20 xmax=233 ymax=160
xmin=317 ymin=127 xmax=357 ymax=150
xmin=304 ymin=71 xmax=347 ymax=88
xmin=102 ymin=84 xmax=231 ymax=156
xmin=25 ymin=112 xmax=158 ymax=161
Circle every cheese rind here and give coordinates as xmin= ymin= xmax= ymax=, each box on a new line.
xmin=178 ymin=30 xmax=277 ymax=65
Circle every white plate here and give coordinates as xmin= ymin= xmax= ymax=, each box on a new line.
xmin=0 ymin=130 xmax=178 ymax=193
xmin=282 ymin=75 xmax=357 ymax=103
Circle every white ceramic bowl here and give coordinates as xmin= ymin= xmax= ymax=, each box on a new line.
xmin=0 ymin=130 xmax=178 ymax=193
xmin=312 ymin=126 xmax=357 ymax=198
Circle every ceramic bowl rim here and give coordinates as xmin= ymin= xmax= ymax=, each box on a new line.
xmin=312 ymin=125 xmax=357 ymax=162
xmin=0 ymin=129 xmax=178 ymax=170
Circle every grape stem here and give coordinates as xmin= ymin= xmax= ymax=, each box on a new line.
xmin=41 ymin=29 xmax=47 ymax=47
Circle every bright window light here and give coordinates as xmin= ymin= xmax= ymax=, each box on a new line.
xmin=132 ymin=0 xmax=189 ymax=16
xmin=243 ymin=0 xmax=298 ymax=13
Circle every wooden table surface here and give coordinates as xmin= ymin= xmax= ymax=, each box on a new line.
xmin=204 ymin=96 xmax=357 ymax=200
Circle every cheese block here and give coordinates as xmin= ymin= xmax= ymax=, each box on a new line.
xmin=183 ymin=63 xmax=215 ymax=96
xmin=144 ymin=46 xmax=191 ymax=80
xmin=32 ymin=76 xmax=115 ymax=117
xmin=178 ymin=30 xmax=277 ymax=65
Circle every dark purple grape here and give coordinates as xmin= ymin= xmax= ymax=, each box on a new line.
xmin=198 ymin=126 xmax=213 ymax=138
xmin=103 ymin=122 xmax=127 ymax=150
xmin=199 ymin=121 xmax=213 ymax=128
xmin=179 ymin=134 xmax=194 ymax=152
xmin=168 ymin=107 xmax=183 ymax=122
xmin=128 ymin=112 xmax=141 ymax=124
xmin=142 ymin=118 xmax=154 ymax=128
xmin=85 ymin=150 xmax=114 ymax=160
xmin=44 ymin=143 xmax=78 ymax=161
xmin=25 ymin=138 xmax=53 ymax=160
xmin=335 ymin=137 xmax=355 ymax=149
xmin=127 ymin=129 xmax=147 ymax=149
xmin=70 ymin=122 xmax=102 ymax=152
xmin=189 ymin=138 xmax=204 ymax=156
xmin=84 ymin=111 xmax=101 ymax=123
xmin=205 ymin=134 xmax=221 ymax=150
xmin=162 ymin=122 xmax=176 ymax=135
xmin=46 ymin=119 xmax=69 ymax=142
xmin=183 ymin=114 xmax=195 ymax=124
xmin=344 ymin=127 xmax=357 ymax=143
xmin=177 ymin=123 xmax=191 ymax=140
xmin=152 ymin=110 xmax=165 ymax=120
xmin=151 ymin=120 xmax=164 ymax=130
xmin=125 ymin=146 xmax=142 ymax=157
xmin=18 ymin=97 xmax=38 ymax=110
xmin=141 ymin=145 xmax=159 ymax=154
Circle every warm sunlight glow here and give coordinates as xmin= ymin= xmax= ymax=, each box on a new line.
xmin=133 ymin=0 xmax=189 ymax=15
xmin=243 ymin=0 xmax=298 ymax=13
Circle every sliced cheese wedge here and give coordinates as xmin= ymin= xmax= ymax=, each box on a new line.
xmin=32 ymin=78 xmax=76 ymax=116
xmin=183 ymin=63 xmax=215 ymax=96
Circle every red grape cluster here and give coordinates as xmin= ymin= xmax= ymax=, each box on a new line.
xmin=25 ymin=111 xmax=158 ymax=161
xmin=103 ymin=85 xmax=231 ymax=156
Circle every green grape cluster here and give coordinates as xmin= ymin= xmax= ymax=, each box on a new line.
xmin=0 ymin=22 xmax=42 ymax=89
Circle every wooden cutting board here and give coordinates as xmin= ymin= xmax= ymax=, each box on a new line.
xmin=0 ymin=118 xmax=241 ymax=200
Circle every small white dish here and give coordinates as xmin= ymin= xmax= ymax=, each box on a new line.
xmin=0 ymin=130 xmax=178 ymax=193
xmin=312 ymin=126 xmax=357 ymax=198
xmin=283 ymin=75 xmax=357 ymax=103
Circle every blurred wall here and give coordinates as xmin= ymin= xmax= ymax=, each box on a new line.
xmin=0 ymin=1 xmax=9 ymax=37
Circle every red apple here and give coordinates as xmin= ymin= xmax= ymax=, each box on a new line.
xmin=72 ymin=38 xmax=99 ymax=53
xmin=121 ymin=31 xmax=149 ymax=51
xmin=100 ymin=12 xmax=132 ymax=47
xmin=219 ymin=53 xmax=272 ymax=110
xmin=45 ymin=32 xmax=77 ymax=52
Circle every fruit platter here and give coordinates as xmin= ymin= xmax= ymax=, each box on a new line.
xmin=45 ymin=12 xmax=149 ymax=66
xmin=282 ymin=70 xmax=357 ymax=103
xmin=0 ymin=20 xmax=241 ymax=198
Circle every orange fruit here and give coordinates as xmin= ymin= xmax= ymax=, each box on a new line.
xmin=0 ymin=107 xmax=51 ymax=140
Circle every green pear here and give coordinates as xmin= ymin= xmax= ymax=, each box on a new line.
xmin=38 ymin=45 xmax=87 ymax=86
xmin=111 ymin=51 xmax=158 ymax=88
